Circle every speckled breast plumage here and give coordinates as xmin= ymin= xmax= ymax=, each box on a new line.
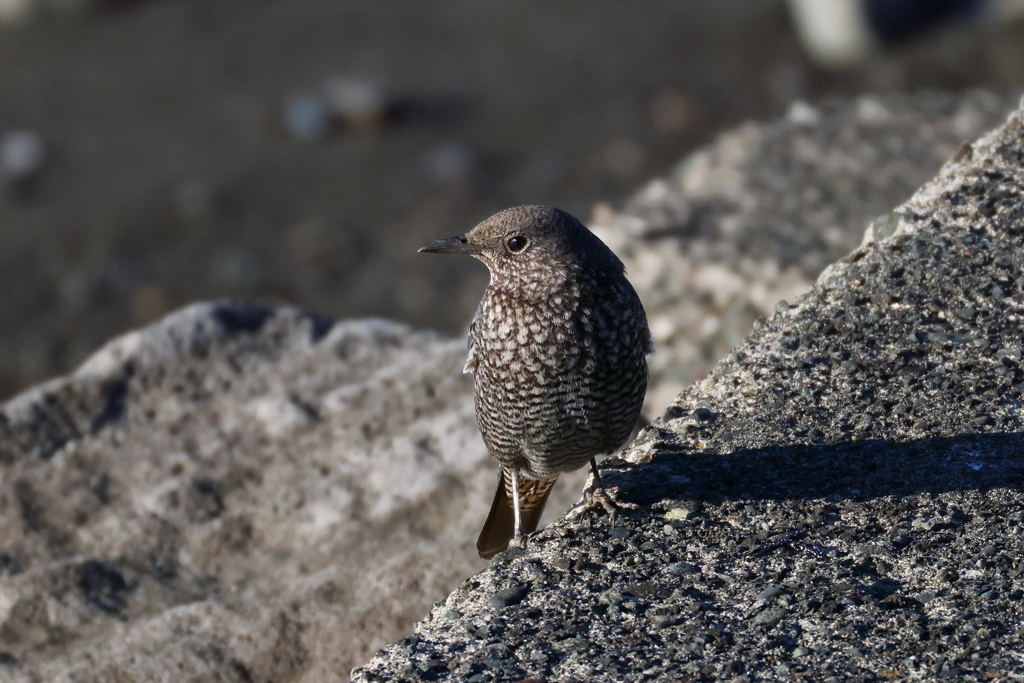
xmin=467 ymin=268 xmax=649 ymax=480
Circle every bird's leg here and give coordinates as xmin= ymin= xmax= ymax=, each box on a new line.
xmin=509 ymin=469 xmax=527 ymax=547
xmin=583 ymin=457 xmax=642 ymax=526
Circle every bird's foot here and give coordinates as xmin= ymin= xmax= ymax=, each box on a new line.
xmin=508 ymin=530 xmax=531 ymax=549
xmin=581 ymin=483 xmax=643 ymax=526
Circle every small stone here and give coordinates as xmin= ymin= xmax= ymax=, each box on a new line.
xmin=442 ymin=610 xmax=462 ymax=620
xmin=649 ymin=614 xmax=681 ymax=629
xmin=609 ymin=526 xmax=630 ymax=539
xmin=869 ymin=211 xmax=900 ymax=242
xmin=663 ymin=562 xmax=699 ymax=576
xmin=753 ymin=607 xmax=786 ymax=628
xmin=0 ymin=129 xmax=44 ymax=180
xmin=787 ymin=100 xmax=821 ymax=127
xmin=321 ymin=76 xmax=386 ymax=130
xmin=599 ymin=590 xmax=625 ymax=607
xmin=912 ymin=517 xmax=937 ymax=531
xmin=948 ymin=510 xmax=970 ymax=524
xmin=552 ymin=636 xmax=591 ymax=654
xmin=490 ymin=545 xmax=526 ymax=565
xmin=488 ymin=585 xmax=528 ymax=609
xmin=756 ymin=585 xmax=785 ymax=602
xmin=664 ymin=508 xmax=694 ymax=521
xmin=282 ymin=94 xmax=332 ymax=142
xmin=792 ymin=646 xmax=811 ymax=657
xmin=417 ymin=659 xmax=445 ymax=673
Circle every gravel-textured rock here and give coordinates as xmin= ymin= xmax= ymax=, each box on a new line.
xmin=4 ymin=92 xmax=1024 ymax=680
xmin=353 ymin=104 xmax=1024 ymax=682
xmin=590 ymin=91 xmax=1015 ymax=414
xmin=0 ymin=302 xmax=588 ymax=680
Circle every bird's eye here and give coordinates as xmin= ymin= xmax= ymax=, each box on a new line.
xmin=506 ymin=235 xmax=528 ymax=253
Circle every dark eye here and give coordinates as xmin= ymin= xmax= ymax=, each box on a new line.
xmin=506 ymin=235 xmax=528 ymax=253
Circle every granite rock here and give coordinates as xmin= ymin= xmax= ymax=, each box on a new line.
xmin=590 ymin=91 xmax=1015 ymax=414
xmin=0 ymin=302 xmax=587 ymax=681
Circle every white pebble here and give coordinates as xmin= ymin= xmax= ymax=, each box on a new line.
xmin=0 ymin=129 xmax=45 ymax=179
xmin=283 ymin=94 xmax=331 ymax=142
xmin=321 ymin=77 xmax=385 ymax=128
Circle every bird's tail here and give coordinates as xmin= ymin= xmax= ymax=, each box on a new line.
xmin=476 ymin=469 xmax=557 ymax=559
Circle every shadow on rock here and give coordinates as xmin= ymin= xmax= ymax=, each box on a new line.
xmin=607 ymin=432 xmax=1024 ymax=506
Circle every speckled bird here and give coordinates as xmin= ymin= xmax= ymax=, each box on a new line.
xmin=419 ymin=205 xmax=652 ymax=558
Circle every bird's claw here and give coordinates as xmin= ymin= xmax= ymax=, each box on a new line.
xmin=582 ymin=484 xmax=643 ymax=525
xmin=508 ymin=532 xmax=529 ymax=549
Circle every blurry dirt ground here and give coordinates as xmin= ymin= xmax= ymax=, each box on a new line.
xmin=2 ymin=0 xmax=1024 ymax=399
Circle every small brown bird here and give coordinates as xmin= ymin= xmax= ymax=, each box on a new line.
xmin=419 ymin=205 xmax=652 ymax=558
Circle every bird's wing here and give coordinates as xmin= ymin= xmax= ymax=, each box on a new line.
xmin=642 ymin=321 xmax=654 ymax=355
xmin=464 ymin=300 xmax=483 ymax=374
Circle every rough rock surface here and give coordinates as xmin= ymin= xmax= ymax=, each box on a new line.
xmin=354 ymin=105 xmax=1024 ymax=681
xmin=0 ymin=302 xmax=591 ymax=681
xmin=3 ymin=92 xmax=1024 ymax=681
xmin=590 ymin=91 xmax=1015 ymax=414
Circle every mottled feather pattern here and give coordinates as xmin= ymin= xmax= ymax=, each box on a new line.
xmin=501 ymin=470 xmax=557 ymax=511
xmin=470 ymin=237 xmax=649 ymax=480
xmin=419 ymin=204 xmax=651 ymax=557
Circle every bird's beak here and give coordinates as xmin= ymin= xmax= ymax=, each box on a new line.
xmin=417 ymin=234 xmax=481 ymax=255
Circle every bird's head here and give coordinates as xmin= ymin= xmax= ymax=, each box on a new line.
xmin=418 ymin=205 xmax=622 ymax=287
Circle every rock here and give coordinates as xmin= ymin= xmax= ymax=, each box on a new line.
xmin=282 ymin=93 xmax=333 ymax=142
xmin=589 ymin=91 xmax=1014 ymax=414
xmin=3 ymin=92 xmax=1024 ymax=681
xmin=0 ymin=130 xmax=44 ymax=181
xmin=487 ymin=584 xmax=527 ymax=609
xmin=355 ymin=101 xmax=1024 ymax=681
xmin=0 ymin=0 xmax=33 ymax=25
xmin=0 ymin=0 xmax=102 ymax=25
xmin=321 ymin=76 xmax=387 ymax=131
xmin=0 ymin=129 xmax=45 ymax=201
xmin=282 ymin=77 xmax=388 ymax=141
xmin=0 ymin=302 xmax=589 ymax=680
xmin=755 ymin=584 xmax=785 ymax=602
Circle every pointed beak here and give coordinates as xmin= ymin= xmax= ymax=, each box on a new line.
xmin=417 ymin=234 xmax=481 ymax=255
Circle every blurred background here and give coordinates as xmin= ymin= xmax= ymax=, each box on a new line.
xmin=2 ymin=0 xmax=1024 ymax=401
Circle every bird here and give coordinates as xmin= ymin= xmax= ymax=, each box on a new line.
xmin=419 ymin=205 xmax=652 ymax=559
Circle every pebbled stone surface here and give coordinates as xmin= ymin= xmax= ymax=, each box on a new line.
xmin=590 ymin=91 xmax=1015 ymax=414
xmin=0 ymin=302 xmax=552 ymax=681
xmin=2 ymin=92 xmax=1024 ymax=681
xmin=353 ymin=104 xmax=1024 ymax=682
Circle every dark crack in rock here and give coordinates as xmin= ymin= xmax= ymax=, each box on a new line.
xmin=77 ymin=559 xmax=130 ymax=616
